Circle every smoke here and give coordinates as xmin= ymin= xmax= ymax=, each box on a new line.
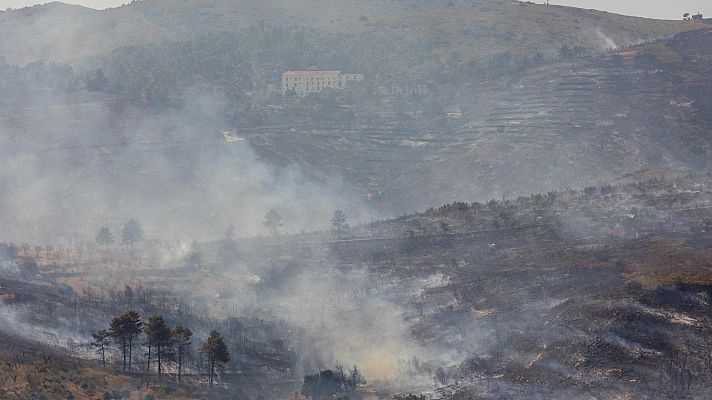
xmin=0 ymin=299 xmax=86 ymax=350
xmin=0 ymin=88 xmax=376 ymax=244
xmin=194 ymin=242 xmax=456 ymax=385
xmin=0 ymin=41 xmax=421 ymax=390
xmin=266 ymin=267 xmax=424 ymax=380
xmin=596 ymin=27 xmax=619 ymax=50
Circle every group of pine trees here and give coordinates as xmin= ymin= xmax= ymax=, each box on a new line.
xmin=262 ymin=209 xmax=349 ymax=239
xmin=91 ymin=310 xmax=230 ymax=385
xmin=95 ymin=219 xmax=144 ymax=249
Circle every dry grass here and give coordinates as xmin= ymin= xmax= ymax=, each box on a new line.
xmin=623 ymin=236 xmax=712 ymax=285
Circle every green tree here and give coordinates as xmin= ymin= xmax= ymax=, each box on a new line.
xmin=109 ymin=310 xmax=143 ymax=371
xmin=144 ymin=315 xmax=173 ymax=383
xmin=95 ymin=226 xmax=114 ymax=248
xmin=172 ymin=325 xmax=193 ymax=383
xmin=201 ymin=331 xmax=231 ymax=386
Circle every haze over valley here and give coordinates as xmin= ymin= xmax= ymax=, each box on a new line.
xmin=0 ymin=1 xmax=711 ymax=399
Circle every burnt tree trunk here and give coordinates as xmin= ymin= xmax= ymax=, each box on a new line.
xmin=145 ymin=344 xmax=152 ymax=388
xmin=209 ymin=356 xmax=216 ymax=385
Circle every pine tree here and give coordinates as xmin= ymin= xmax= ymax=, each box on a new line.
xmin=91 ymin=329 xmax=111 ymax=367
xmin=109 ymin=310 xmax=143 ymax=371
xmin=121 ymin=219 xmax=143 ymax=249
xmin=201 ymin=331 xmax=231 ymax=386
xmin=173 ymin=325 xmax=193 ymax=383
xmin=144 ymin=315 xmax=173 ymax=384
xmin=95 ymin=226 xmax=114 ymax=248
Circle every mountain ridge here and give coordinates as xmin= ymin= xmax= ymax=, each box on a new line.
xmin=0 ymin=0 xmax=704 ymax=65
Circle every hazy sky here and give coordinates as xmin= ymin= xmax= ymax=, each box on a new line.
xmin=0 ymin=0 xmax=707 ymax=20
xmin=544 ymin=1 xmax=707 ymax=20
xmin=0 ymin=0 xmax=124 ymax=9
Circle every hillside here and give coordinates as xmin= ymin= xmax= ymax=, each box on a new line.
xmin=0 ymin=0 xmax=702 ymax=65
xmin=3 ymin=1 xmax=712 ymax=399
xmin=1 ymin=24 xmax=711 ymax=237
xmin=248 ymin=28 xmax=712 ymax=211
xmin=4 ymin=173 xmax=712 ymax=399
xmin=226 ymin=173 xmax=712 ymax=398
xmin=0 ymin=0 xmax=472 ymax=64
xmin=336 ymin=1 xmax=701 ymax=60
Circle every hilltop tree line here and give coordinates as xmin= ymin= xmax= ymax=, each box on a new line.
xmin=92 ymin=25 xmax=589 ymax=107
xmin=0 ymin=208 xmax=350 ymax=276
xmin=91 ymin=209 xmax=345 ymax=247
xmin=7 ymin=172 xmax=708 ymax=271
xmin=1 ymin=22 xmax=595 ymax=113
xmin=91 ymin=310 xmax=230 ymax=386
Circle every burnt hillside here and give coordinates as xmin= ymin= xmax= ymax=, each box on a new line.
xmin=2 ymin=172 xmax=712 ymax=399
xmin=220 ymin=173 xmax=712 ymax=399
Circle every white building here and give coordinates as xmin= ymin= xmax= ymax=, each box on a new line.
xmin=282 ymin=70 xmax=364 ymax=96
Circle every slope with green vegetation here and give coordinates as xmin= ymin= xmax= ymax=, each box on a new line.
xmin=0 ymin=0 xmax=702 ymax=68
xmin=0 ymin=3 xmax=709 ymax=218
xmin=336 ymin=1 xmax=701 ymax=68
xmin=0 ymin=0 xmax=480 ymax=65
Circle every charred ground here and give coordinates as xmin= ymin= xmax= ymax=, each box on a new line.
xmin=3 ymin=173 xmax=712 ymax=398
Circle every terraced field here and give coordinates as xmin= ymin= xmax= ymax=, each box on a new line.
xmin=248 ymin=29 xmax=712 ymax=212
